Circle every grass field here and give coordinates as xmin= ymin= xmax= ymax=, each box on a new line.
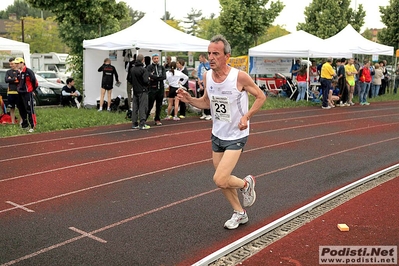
xmin=1 ymin=92 xmax=398 ymax=138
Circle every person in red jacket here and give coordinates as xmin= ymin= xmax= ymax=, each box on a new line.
xmin=358 ymin=59 xmax=372 ymax=106
xmin=14 ymin=57 xmax=38 ymax=132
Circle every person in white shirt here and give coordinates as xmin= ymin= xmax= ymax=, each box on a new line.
xmin=177 ymin=35 xmax=266 ymax=229
xmin=165 ymin=61 xmax=188 ymax=121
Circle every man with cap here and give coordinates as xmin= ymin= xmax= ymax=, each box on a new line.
xmin=14 ymin=57 xmax=38 ymax=132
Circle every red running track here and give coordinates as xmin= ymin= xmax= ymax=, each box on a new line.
xmin=1 ymin=101 xmax=399 ymax=265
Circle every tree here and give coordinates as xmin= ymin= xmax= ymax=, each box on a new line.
xmin=219 ymin=0 xmax=284 ymax=56
xmin=378 ymin=0 xmax=399 ymax=51
xmin=119 ymin=7 xmax=144 ymax=30
xmin=0 ymin=0 xmax=53 ymax=19
xmin=5 ymin=16 xmax=68 ymax=53
xmin=197 ymin=13 xmax=221 ymax=41
xmin=26 ymin=0 xmax=129 ymax=80
xmin=257 ymin=25 xmax=289 ymax=44
xmin=361 ymin=28 xmax=373 ymax=41
xmin=183 ymin=8 xmax=203 ymax=36
xmin=297 ymin=0 xmax=365 ymax=39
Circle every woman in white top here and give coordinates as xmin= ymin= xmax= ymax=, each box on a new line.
xmin=165 ymin=61 xmax=188 ymax=120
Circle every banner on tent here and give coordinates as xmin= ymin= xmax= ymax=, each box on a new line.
xmin=249 ymin=57 xmax=292 ymax=75
xmin=228 ymin=56 xmax=248 ymax=72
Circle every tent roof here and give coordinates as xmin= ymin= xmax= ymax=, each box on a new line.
xmin=248 ymin=30 xmax=352 ymax=58
xmin=0 ymin=36 xmax=30 ymax=50
xmin=83 ymin=14 xmax=209 ymax=52
xmin=324 ymin=24 xmax=393 ymax=56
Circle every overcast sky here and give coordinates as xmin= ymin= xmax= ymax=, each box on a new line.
xmin=0 ymin=0 xmax=390 ymax=32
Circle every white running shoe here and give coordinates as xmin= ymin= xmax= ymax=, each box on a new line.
xmin=199 ymin=114 xmax=206 ymax=120
xmin=224 ymin=211 xmax=248 ymax=229
xmin=205 ymin=115 xmax=212 ymax=120
xmin=241 ymin=175 xmax=256 ymax=207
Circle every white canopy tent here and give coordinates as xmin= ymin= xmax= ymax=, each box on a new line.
xmin=324 ymin=24 xmax=394 ymax=56
xmin=249 ymin=30 xmax=352 ymax=60
xmin=0 ymin=37 xmax=31 ymax=68
xmin=82 ymin=14 xmax=210 ymax=106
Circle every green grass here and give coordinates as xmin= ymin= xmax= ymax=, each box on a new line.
xmin=1 ymin=92 xmax=398 ymax=138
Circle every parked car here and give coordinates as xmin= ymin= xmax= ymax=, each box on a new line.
xmin=0 ymin=69 xmax=63 ymax=106
xmin=36 ymin=71 xmax=64 ymax=84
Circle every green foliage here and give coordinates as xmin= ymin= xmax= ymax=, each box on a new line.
xmin=378 ymin=0 xmax=399 ymax=51
xmin=0 ymin=0 xmax=54 ymax=19
xmin=26 ymin=0 xmax=129 ymax=81
xmin=119 ymin=7 xmax=144 ymax=30
xmin=197 ymin=14 xmax=221 ymax=41
xmin=297 ymin=0 xmax=365 ymax=39
xmin=183 ymin=8 xmax=203 ymax=36
xmin=258 ymin=25 xmax=290 ymax=44
xmin=361 ymin=28 xmax=373 ymax=41
xmin=219 ymin=0 xmax=284 ymax=56
xmin=5 ymin=16 xmax=69 ymax=53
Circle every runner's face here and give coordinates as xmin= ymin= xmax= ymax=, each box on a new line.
xmin=208 ymin=41 xmax=229 ymax=70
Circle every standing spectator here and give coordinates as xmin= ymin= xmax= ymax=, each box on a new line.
xmin=358 ymin=59 xmax=372 ymax=105
xmin=371 ymin=63 xmax=383 ymax=98
xmin=164 ymin=56 xmax=171 ymax=70
xmin=345 ymin=58 xmax=357 ymax=105
xmin=317 ymin=58 xmax=326 ymax=78
xmin=14 ymin=57 xmax=38 ymax=132
xmin=98 ymin=58 xmax=120 ymax=111
xmin=290 ymin=59 xmax=301 ymax=84
xmin=164 ymin=61 xmax=188 ymax=121
xmin=337 ymin=58 xmax=349 ymax=107
xmin=129 ymin=54 xmax=150 ymax=130
xmin=177 ymin=35 xmax=266 ymax=229
xmin=176 ymin=59 xmax=189 ymax=119
xmin=394 ymin=63 xmax=399 ymax=94
xmin=197 ymin=53 xmax=211 ymax=120
xmin=320 ymin=57 xmax=335 ymax=109
xmin=354 ymin=58 xmax=361 ymax=96
xmin=146 ymin=53 xmax=166 ymax=126
xmin=61 ymin=78 xmax=82 ymax=108
xmin=295 ymin=65 xmax=307 ymax=102
xmin=379 ymin=60 xmax=387 ymax=96
xmin=125 ymin=54 xmax=136 ymax=110
xmin=5 ymin=58 xmax=19 ymax=124
xmin=309 ymin=60 xmax=318 ymax=83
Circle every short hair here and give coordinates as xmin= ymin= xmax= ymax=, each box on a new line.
xmin=104 ymin=58 xmax=110 ymax=63
xmin=177 ymin=59 xmax=185 ymax=66
xmin=210 ymin=34 xmax=231 ymax=55
xmin=199 ymin=53 xmax=207 ymax=58
xmin=136 ymin=54 xmax=144 ymax=62
xmin=363 ymin=59 xmax=369 ymax=64
xmin=66 ymin=78 xmax=74 ymax=84
xmin=340 ymin=58 xmax=346 ymax=63
xmin=9 ymin=57 xmax=15 ymax=62
xmin=374 ymin=63 xmax=380 ymax=69
xmin=326 ymin=57 xmax=333 ymax=63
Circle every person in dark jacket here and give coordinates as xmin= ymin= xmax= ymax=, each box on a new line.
xmin=98 ymin=58 xmax=119 ymax=111
xmin=61 ymin=78 xmax=82 ymax=108
xmin=5 ymin=58 xmax=19 ymax=124
xmin=146 ymin=53 xmax=166 ymax=126
xmin=14 ymin=57 xmax=38 ymax=132
xmin=129 ymin=54 xmax=150 ymax=130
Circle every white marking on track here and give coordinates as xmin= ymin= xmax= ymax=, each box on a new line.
xmin=68 ymin=227 xmax=107 ymax=243
xmin=5 ymin=201 xmax=34 ymax=212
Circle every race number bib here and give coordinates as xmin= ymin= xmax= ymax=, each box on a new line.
xmin=211 ymin=96 xmax=231 ymax=122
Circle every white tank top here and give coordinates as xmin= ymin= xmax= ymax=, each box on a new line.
xmin=206 ymin=67 xmax=249 ymax=140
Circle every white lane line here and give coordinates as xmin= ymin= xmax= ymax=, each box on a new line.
xmin=3 ymin=133 xmax=399 ymax=265
xmin=1 ymin=105 xmax=397 ymax=153
xmin=2 ymin=122 xmax=399 ymax=215
xmin=0 ymin=111 xmax=395 ymax=180
xmin=68 ymin=227 xmax=107 ymax=243
xmin=0 ymin=189 xmax=218 ymax=266
xmin=5 ymin=201 xmax=34 ymax=212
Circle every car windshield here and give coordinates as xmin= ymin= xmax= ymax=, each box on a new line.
xmin=39 ymin=72 xmax=57 ymax=78
xmin=35 ymin=74 xmax=48 ymax=82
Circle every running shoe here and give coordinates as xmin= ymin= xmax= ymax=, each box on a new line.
xmin=155 ymin=121 xmax=162 ymax=126
xmin=224 ymin=211 xmax=248 ymax=229
xmin=28 ymin=128 xmax=34 ymax=133
xmin=322 ymin=106 xmax=331 ymax=109
xmin=364 ymin=102 xmax=370 ymax=105
xmin=179 ymin=115 xmax=185 ymax=119
xmin=241 ymin=175 xmax=256 ymax=207
xmin=199 ymin=114 xmax=206 ymax=120
xmin=165 ymin=115 xmax=172 ymax=120
xmin=173 ymin=116 xmax=180 ymax=121
xmin=139 ymin=124 xmax=151 ymax=130
xmin=132 ymin=124 xmax=139 ymax=129
xmin=205 ymin=115 xmax=212 ymax=120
